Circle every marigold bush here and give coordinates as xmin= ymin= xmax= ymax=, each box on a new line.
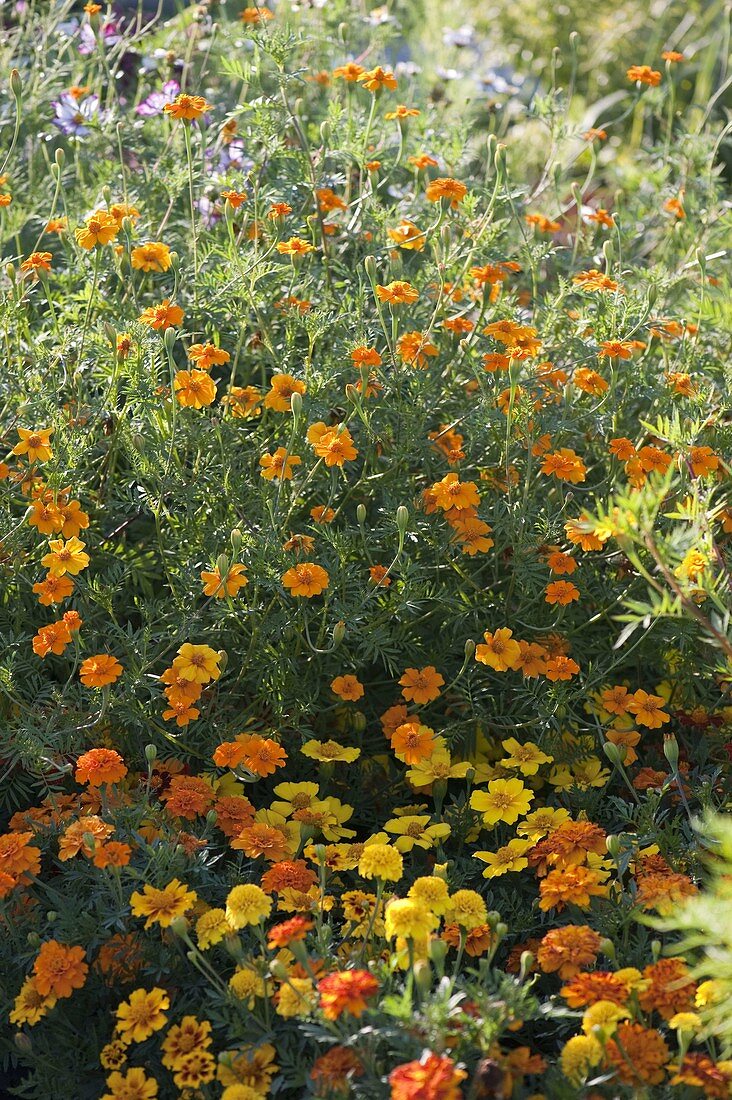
xmin=1 ymin=0 xmax=731 ymax=1097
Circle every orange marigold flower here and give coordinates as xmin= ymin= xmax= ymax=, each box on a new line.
xmin=32 ymin=574 xmax=75 ymax=605
xmin=331 ymin=674 xmax=364 ymax=701
xmin=425 ymin=177 xmax=468 ymax=207
xmin=264 ymin=373 xmax=306 ymax=412
xmin=231 ymin=823 xmax=292 ymax=861
xmin=561 ymin=970 xmax=631 ymax=1007
xmin=267 ymin=916 xmax=313 ymax=949
xmin=397 ymin=330 xmax=438 ymax=367
xmin=32 ymin=620 xmax=72 ymax=658
xmin=317 ymin=969 xmax=379 ymax=1020
xmin=235 ymin=735 xmax=287 ymax=777
xmin=201 ymin=562 xmax=248 ymax=598
xmin=174 ymin=369 xmax=217 ymax=409
xmin=398 ymin=666 xmax=444 ymax=704
xmin=356 ymin=66 xmax=397 ymax=93
xmin=260 ymin=447 xmax=301 ymax=481
xmin=375 ymin=280 xmax=419 ymax=305
xmin=604 ymin=1023 xmax=670 ymax=1086
xmin=277 ymin=236 xmax=315 ymax=257
xmin=537 ymin=924 xmax=603 ymax=980
xmin=390 ymin=721 xmax=435 ymax=763
xmin=430 ymin=472 xmax=480 ymax=511
xmin=164 ymin=93 xmax=213 ymax=120
xmin=21 ymin=251 xmax=53 ymax=275
xmin=475 ymin=628 xmax=521 ymax=672
xmin=307 ymin=422 xmax=358 ymax=466
xmin=75 ymin=748 xmax=127 ymax=786
xmin=282 ymin=562 xmax=330 ymax=597
xmin=627 ymin=65 xmax=662 ymax=86
xmin=387 ymin=218 xmax=425 ymax=251
xmin=539 ymin=866 xmax=607 ymax=911
xmin=626 ymin=689 xmax=670 ymax=728
xmin=389 ymin=1051 xmax=467 ymax=1100
xmin=638 ymin=958 xmax=696 ymax=1020
xmin=162 ymin=775 xmax=215 ymax=819
xmin=79 ymin=654 xmax=123 ymax=687
xmin=75 ymin=210 xmax=119 ymax=249
xmin=540 ymin=448 xmax=587 ymax=483
xmin=544 ymin=655 xmax=580 ymax=681
xmin=671 ymin=1054 xmax=732 ymax=1098
xmin=33 ymin=940 xmax=88 ymax=998
xmin=138 ymin=299 xmax=184 ymax=330
xmin=130 ymin=241 xmax=171 ymax=272
xmin=545 ymin=580 xmax=580 ymax=605
xmin=333 ymin=61 xmax=366 ymax=82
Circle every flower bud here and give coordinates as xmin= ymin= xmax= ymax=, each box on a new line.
xmin=599 ymin=937 xmax=616 ymax=961
xmin=54 ymin=147 xmax=65 ymax=169
xmin=603 ymin=740 xmax=626 ymax=766
xmin=290 ymin=390 xmax=303 ymax=418
xmin=413 ymin=959 xmax=432 ymax=993
xmin=216 ymin=552 xmax=230 ymax=578
xmin=320 ymin=120 xmax=330 ymax=144
xmin=145 ymin=743 xmax=157 ymax=765
xmin=364 ymin=255 xmax=377 ymax=282
xmin=486 ymin=910 xmax=501 ymax=929
xmin=395 ymin=505 xmax=409 ymax=535
xmin=230 ymin=528 xmax=242 ymax=555
xmin=217 ymin=650 xmax=228 ymax=673
xmin=428 ymin=937 xmax=448 ymax=968
xmin=269 ymin=959 xmax=289 ymax=981
xmin=46 ymin=911 xmax=57 ymax=922
xmin=663 ymin=733 xmax=679 ymax=770
xmin=605 ymin=833 xmax=621 ymax=859
xmin=356 ymin=504 xmax=366 ymax=526
xmin=332 ymin=620 xmax=346 ymax=648
xmin=519 ymin=950 xmax=534 ymax=980
xmin=170 ymin=915 xmax=189 ymax=936
xmin=10 ymin=68 xmax=22 ymax=98
xmin=651 ymin=939 xmax=662 ymax=963
xmin=464 ymin=638 xmax=476 ymax=661
xmin=602 ymin=239 xmax=614 ymax=268
xmin=163 ymin=325 xmax=177 ymax=354
xmin=14 ymin=1033 xmax=32 ymax=1054
xmin=6 ymin=263 xmax=16 ymax=284
xmin=27 ymin=932 xmax=41 ymax=948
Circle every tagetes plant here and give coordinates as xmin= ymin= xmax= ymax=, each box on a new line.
xmin=1 ymin=1 xmax=732 ymax=1098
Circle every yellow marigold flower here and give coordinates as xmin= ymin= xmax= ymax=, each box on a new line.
xmin=499 ymin=738 xmax=553 ymax=775
xmin=225 ymin=884 xmax=272 ymax=929
xmin=384 ymin=898 xmax=437 ymax=940
xmin=475 ymin=838 xmax=532 ymax=878
xmin=13 ymin=427 xmax=53 ymax=462
xmin=129 ymin=879 xmax=197 ymax=928
xmin=300 ymin=740 xmax=361 ymax=763
xmin=383 ymin=815 xmax=451 ymax=853
xmin=10 ymin=978 xmax=56 ymax=1028
xmin=357 ymin=66 xmax=397 ymax=92
xmin=408 ymin=875 xmax=451 ymax=915
xmin=358 ymin=843 xmax=403 ymax=882
xmin=276 ymin=236 xmax=314 ymax=257
xmin=470 ymin=778 xmax=533 ymax=826
xmin=75 ymin=209 xmax=119 ymax=249
xmin=446 ymin=889 xmax=487 ymax=930
xmin=196 ymin=908 xmax=230 ymax=949
xmin=475 ymin=628 xmax=522 ymax=672
xmin=131 ymin=241 xmax=171 ymax=272
xmin=101 ymin=1068 xmax=158 ymax=1100
xmin=172 ymin=643 xmax=221 ymax=684
xmin=41 ymin=536 xmax=90 ymax=577
xmin=230 ymin=968 xmax=266 ymax=1005
xmin=115 ymin=987 xmax=169 ymax=1043
xmin=387 ymin=218 xmax=425 ymax=250
xmin=560 ymin=1034 xmax=603 ymax=1085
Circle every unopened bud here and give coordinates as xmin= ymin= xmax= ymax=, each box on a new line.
xmin=663 ymin=733 xmax=679 ymax=770
xmin=429 ymin=937 xmax=448 ymax=967
xmin=163 ymin=325 xmax=177 ymax=354
xmin=269 ymin=959 xmax=289 ymax=981
xmin=413 ymin=959 xmax=432 ymax=993
xmin=464 ymin=638 xmax=476 ymax=660
xmin=603 ymin=740 xmax=626 ymax=766
xmin=14 ymin=1033 xmax=32 ymax=1054
xmin=170 ymin=915 xmax=189 ymax=936
xmin=290 ymin=390 xmax=303 ymax=418
xmin=332 ymin=620 xmax=346 ymax=647
xmin=364 ymin=255 xmax=377 ymax=281
xmin=217 ymin=650 xmax=228 ymax=673
xmin=495 ymin=922 xmax=508 ymax=940
xmin=605 ymin=834 xmax=621 ymax=859
xmin=54 ymin=147 xmax=65 ymax=168
xmin=395 ymin=506 xmax=409 ymax=534
xmin=356 ymin=504 xmax=366 ymax=525
xmin=216 ymin=552 xmax=230 ymax=578
xmin=486 ymin=910 xmax=501 ymax=929
xmin=6 ymin=263 xmax=16 ymax=284
xmin=103 ymin=322 xmax=117 ymax=347
xmin=46 ymin=911 xmax=57 ymax=922
xmin=230 ymin=528 xmax=242 ymax=555
xmin=320 ymin=120 xmax=330 ymax=143
xmin=519 ymin=950 xmax=534 ymax=980
xmin=10 ymin=68 xmax=22 ymax=98
xmin=651 ymin=939 xmax=662 ymax=963
xmin=602 ymin=239 xmax=614 ymax=267
xmin=599 ymin=937 xmax=616 ymax=961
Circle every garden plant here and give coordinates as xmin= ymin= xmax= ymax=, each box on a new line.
xmin=1 ymin=0 xmax=732 ymax=1096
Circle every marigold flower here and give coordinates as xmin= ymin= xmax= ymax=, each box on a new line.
xmin=79 ymin=654 xmax=123 ymax=687
xmin=21 ymin=251 xmax=53 ymax=275
xmin=398 ymin=330 xmax=438 ymax=366
xmin=627 ymin=65 xmax=662 ymax=86
xmin=539 ymin=865 xmax=607 ymax=911
xmin=260 ymin=447 xmax=301 ymax=480
xmin=174 ymin=369 xmax=217 ymax=408
xmin=545 ymin=580 xmax=580 ymax=605
xmin=561 ymin=1034 xmax=603 ymax=1085
xmin=233 ymin=735 xmax=287 ymax=776
xmin=425 ymin=177 xmax=468 ymax=207
xmin=75 ymin=209 xmax=119 ymax=249
xmin=10 ymin=977 xmax=56 ymax=1027
xmin=201 ymin=562 xmax=248 ymax=597
xmin=604 ymin=1022 xmax=669 ymax=1085
xmin=317 ymin=969 xmax=379 ymax=1019
xmin=116 ymin=987 xmax=169 ymax=1043
xmin=130 ymin=879 xmax=197 ymax=928
xmin=282 ymin=562 xmax=330 ymax=597
xmin=375 ymin=280 xmax=419 ymax=305
xmin=389 ymin=1051 xmax=466 ymax=1100
xmin=356 ymin=66 xmax=397 ymax=92
xmin=626 ymin=689 xmax=669 ymax=728
xmin=446 ymin=889 xmax=487 ymax=930
xmin=537 ymin=924 xmax=602 ymax=980
xmin=398 ymin=665 xmax=444 ymax=704
xmin=164 ymin=93 xmax=213 ymax=120
xmin=131 ymin=241 xmax=171 ymax=272
xmin=264 ymin=373 xmax=306 ymax=412
xmin=33 ymin=940 xmax=88 ymax=998
xmin=470 ymin=778 xmax=533 ymax=826
xmin=226 ymin=883 xmax=272 ymax=928
xmin=331 ymin=674 xmax=364 ymax=700
xmin=475 ymin=628 xmax=521 ymax=671
xmin=138 ymin=299 xmax=184 ymax=330
xmin=172 ymin=642 xmax=221 ymax=683
xmin=75 ymin=747 xmax=127 ymax=786
xmin=307 ymin=422 xmax=358 ymax=466
xmin=358 ymin=843 xmax=403 ymax=882
xmin=41 ymin=536 xmax=90 ymax=577
xmin=13 ymin=427 xmax=54 ymax=463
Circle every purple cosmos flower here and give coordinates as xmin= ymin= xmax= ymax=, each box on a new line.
xmin=136 ymin=79 xmax=180 ymax=117
xmin=51 ymin=93 xmax=100 ymax=137
xmin=78 ymin=17 xmax=123 ymax=55
xmin=217 ymin=139 xmax=253 ymax=174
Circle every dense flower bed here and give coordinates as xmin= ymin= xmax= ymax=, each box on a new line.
xmin=1 ymin=1 xmax=732 ymax=1097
